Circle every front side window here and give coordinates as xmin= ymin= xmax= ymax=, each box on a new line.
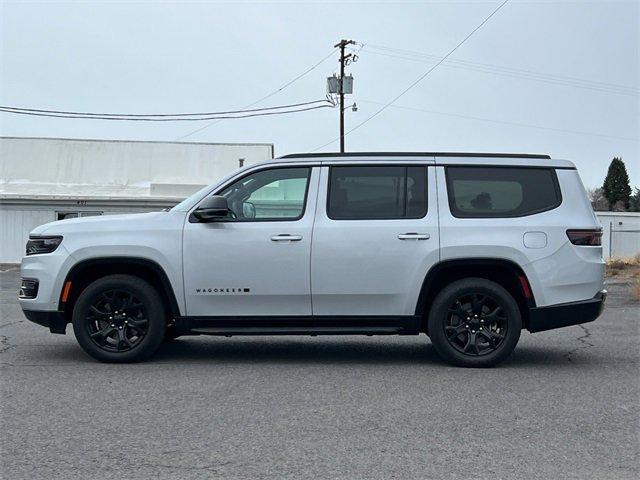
xmin=446 ymin=166 xmax=561 ymax=218
xmin=217 ymin=167 xmax=310 ymax=221
xmin=328 ymin=166 xmax=427 ymax=220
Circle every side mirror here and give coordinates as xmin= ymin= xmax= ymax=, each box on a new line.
xmin=192 ymin=195 xmax=231 ymax=222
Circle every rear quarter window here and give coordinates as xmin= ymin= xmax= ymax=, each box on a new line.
xmin=446 ymin=166 xmax=561 ymax=218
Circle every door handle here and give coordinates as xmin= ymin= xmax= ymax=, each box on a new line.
xmin=271 ymin=234 xmax=303 ymax=242
xmin=398 ymin=233 xmax=430 ymax=240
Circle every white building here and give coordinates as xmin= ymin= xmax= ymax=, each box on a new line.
xmin=0 ymin=137 xmax=273 ymax=262
xmin=596 ymin=211 xmax=640 ymax=259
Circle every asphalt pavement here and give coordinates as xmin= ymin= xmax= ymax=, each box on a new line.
xmin=1 ymin=266 xmax=638 ymax=479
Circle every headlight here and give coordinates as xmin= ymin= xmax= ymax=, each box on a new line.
xmin=26 ymin=236 xmax=63 ymax=255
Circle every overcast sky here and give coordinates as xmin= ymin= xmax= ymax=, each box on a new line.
xmin=1 ymin=0 xmax=638 ymax=188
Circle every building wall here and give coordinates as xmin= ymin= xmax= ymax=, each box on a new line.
xmin=0 ymin=202 xmax=176 ymax=263
xmin=596 ymin=212 xmax=640 ymax=259
xmin=1 ymin=137 xmax=274 ymax=263
xmin=0 ymin=207 xmax=52 ymax=263
xmin=0 ymin=137 xmax=273 ymax=197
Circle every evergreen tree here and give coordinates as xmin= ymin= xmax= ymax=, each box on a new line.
xmin=602 ymin=157 xmax=632 ymax=210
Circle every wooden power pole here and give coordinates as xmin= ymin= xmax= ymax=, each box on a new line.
xmin=334 ymin=39 xmax=355 ymax=152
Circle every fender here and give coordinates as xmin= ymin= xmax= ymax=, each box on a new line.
xmin=414 ymin=258 xmax=536 ymax=323
xmin=59 ymin=256 xmax=181 ymax=317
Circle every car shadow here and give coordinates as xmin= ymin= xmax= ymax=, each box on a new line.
xmin=145 ymin=337 xmax=576 ymax=368
xmin=152 ymin=337 xmax=443 ymax=366
xmin=26 ymin=336 xmax=586 ymax=369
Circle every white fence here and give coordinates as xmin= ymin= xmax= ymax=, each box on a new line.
xmin=596 ymin=212 xmax=640 ymax=259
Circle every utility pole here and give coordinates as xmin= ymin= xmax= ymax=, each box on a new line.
xmin=334 ymin=39 xmax=355 ymax=152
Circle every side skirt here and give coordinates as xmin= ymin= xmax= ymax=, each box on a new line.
xmin=174 ymin=315 xmax=422 ymax=336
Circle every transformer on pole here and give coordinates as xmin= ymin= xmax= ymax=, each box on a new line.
xmin=328 ymin=39 xmax=356 ymax=152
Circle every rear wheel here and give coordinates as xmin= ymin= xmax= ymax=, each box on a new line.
xmin=428 ymin=278 xmax=522 ymax=367
xmin=72 ymin=275 xmax=166 ymax=363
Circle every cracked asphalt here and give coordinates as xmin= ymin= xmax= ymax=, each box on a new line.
xmin=1 ymin=266 xmax=638 ymax=479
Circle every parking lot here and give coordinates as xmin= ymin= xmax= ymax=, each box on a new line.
xmin=0 ymin=265 xmax=638 ymax=480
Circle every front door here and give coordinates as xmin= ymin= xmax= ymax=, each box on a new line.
xmin=311 ymin=163 xmax=440 ymax=316
xmin=183 ymin=165 xmax=318 ymax=317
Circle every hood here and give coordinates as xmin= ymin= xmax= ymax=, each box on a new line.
xmin=30 ymin=211 xmax=171 ymax=236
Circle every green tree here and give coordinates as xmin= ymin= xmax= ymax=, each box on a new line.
xmin=602 ymin=157 xmax=632 ymax=210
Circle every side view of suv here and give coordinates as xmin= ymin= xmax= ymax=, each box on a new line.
xmin=19 ymin=152 xmax=606 ymax=367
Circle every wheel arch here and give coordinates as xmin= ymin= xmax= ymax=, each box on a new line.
xmin=415 ymin=258 xmax=535 ymax=331
xmin=59 ymin=257 xmax=181 ymax=323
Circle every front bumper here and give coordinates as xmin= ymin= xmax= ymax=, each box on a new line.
xmin=527 ymin=290 xmax=606 ymax=333
xmin=22 ymin=310 xmax=67 ymax=334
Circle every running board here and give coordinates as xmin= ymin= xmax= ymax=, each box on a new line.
xmin=190 ymin=326 xmax=403 ymax=336
xmin=174 ymin=315 xmax=421 ymax=336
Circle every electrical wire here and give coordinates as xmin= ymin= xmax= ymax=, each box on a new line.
xmin=0 ymin=103 xmax=334 ymax=121
xmin=365 ymin=44 xmax=639 ymax=94
xmin=312 ymin=0 xmax=511 ymax=151
xmin=362 ymin=47 xmax=639 ymax=97
xmin=176 ymin=48 xmax=338 ymax=140
xmin=359 ymin=99 xmax=639 ymax=142
xmin=0 ymin=99 xmax=330 ymax=117
xmin=0 ymin=49 xmax=337 ymax=127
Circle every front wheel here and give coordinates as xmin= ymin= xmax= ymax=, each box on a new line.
xmin=72 ymin=275 xmax=166 ymax=363
xmin=428 ymin=278 xmax=522 ymax=367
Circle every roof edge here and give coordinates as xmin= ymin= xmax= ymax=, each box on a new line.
xmin=0 ymin=136 xmax=274 ymax=148
xmin=279 ymin=152 xmax=551 ymax=159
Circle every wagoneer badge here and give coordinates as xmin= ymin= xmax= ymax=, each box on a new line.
xmin=195 ymin=287 xmax=251 ymax=294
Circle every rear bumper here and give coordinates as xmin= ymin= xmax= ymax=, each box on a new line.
xmin=22 ymin=309 xmax=67 ymax=334
xmin=527 ymin=290 xmax=606 ymax=333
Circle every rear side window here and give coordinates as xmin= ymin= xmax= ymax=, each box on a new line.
xmin=328 ymin=166 xmax=427 ymax=220
xmin=446 ymin=167 xmax=561 ymax=218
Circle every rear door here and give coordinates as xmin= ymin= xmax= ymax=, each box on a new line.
xmin=311 ymin=161 xmax=439 ymax=316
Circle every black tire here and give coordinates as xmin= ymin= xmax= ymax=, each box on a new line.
xmin=428 ymin=278 xmax=522 ymax=367
xmin=72 ymin=274 xmax=166 ymax=363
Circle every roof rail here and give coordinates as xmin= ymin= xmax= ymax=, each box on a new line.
xmin=279 ymin=152 xmax=551 ymax=159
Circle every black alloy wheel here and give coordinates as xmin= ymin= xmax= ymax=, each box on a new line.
xmin=444 ymin=293 xmax=508 ymax=356
xmin=85 ymin=289 xmax=149 ymax=353
xmin=72 ymin=275 xmax=166 ymax=363
xmin=428 ymin=278 xmax=522 ymax=367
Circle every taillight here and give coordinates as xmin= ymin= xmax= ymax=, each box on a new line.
xmin=566 ymin=229 xmax=602 ymax=246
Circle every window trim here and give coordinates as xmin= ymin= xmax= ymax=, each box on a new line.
xmin=326 ymin=164 xmax=429 ymax=221
xmin=444 ymin=165 xmax=563 ymax=219
xmin=191 ymin=165 xmax=313 ymax=223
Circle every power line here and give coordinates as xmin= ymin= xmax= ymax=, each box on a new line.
xmin=176 ymin=48 xmax=337 ymax=140
xmin=312 ymin=0 xmax=511 ymax=151
xmin=0 ymin=99 xmax=330 ymax=118
xmin=359 ymin=99 xmax=639 ymax=142
xmin=0 ymin=102 xmax=334 ymax=121
xmin=365 ymin=43 xmax=639 ymax=93
xmin=362 ymin=47 xmax=639 ymax=97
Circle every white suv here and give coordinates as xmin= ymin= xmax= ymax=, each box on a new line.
xmin=19 ymin=152 xmax=606 ymax=367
